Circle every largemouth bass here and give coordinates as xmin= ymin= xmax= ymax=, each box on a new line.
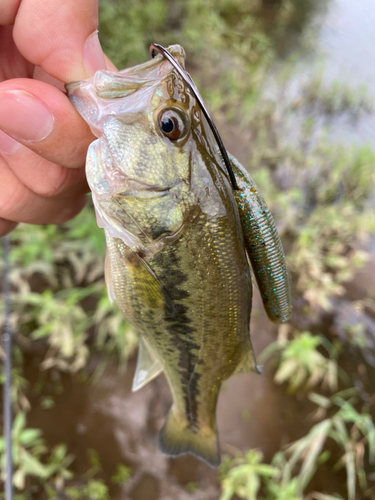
xmin=67 ymin=45 xmax=291 ymax=467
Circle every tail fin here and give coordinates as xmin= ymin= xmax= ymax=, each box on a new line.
xmin=159 ymin=407 xmax=220 ymax=467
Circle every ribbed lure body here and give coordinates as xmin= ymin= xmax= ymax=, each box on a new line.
xmin=230 ymin=154 xmax=291 ymax=323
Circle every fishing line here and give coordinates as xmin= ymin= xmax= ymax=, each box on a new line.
xmin=150 ymin=44 xmax=239 ymax=191
xmin=2 ymin=235 xmax=13 ymax=500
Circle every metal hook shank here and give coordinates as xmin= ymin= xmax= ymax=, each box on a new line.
xmin=150 ymin=43 xmax=239 ymax=191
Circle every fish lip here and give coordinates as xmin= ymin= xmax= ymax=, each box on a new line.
xmin=114 ymin=180 xmax=183 ymax=198
xmin=65 ymin=51 xmax=179 ymax=97
xmin=65 ymin=45 xmax=189 ymax=138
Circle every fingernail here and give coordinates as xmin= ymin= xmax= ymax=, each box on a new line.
xmin=83 ymin=31 xmax=107 ymax=77
xmin=0 ymin=130 xmax=20 ymax=155
xmin=0 ymin=90 xmax=54 ymax=142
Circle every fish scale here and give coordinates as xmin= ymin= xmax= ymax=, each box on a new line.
xmin=67 ymin=43 xmax=291 ymax=467
xmin=104 ymin=176 xmax=255 ymax=466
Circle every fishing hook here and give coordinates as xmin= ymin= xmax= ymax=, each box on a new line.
xmin=150 ymin=43 xmax=239 ymax=191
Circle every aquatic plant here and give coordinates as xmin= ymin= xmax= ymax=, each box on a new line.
xmin=219 ymin=391 xmax=375 ymax=500
xmin=0 ymin=415 xmax=127 ymax=499
xmin=0 ymin=412 xmax=73 ymax=492
xmin=259 ymin=329 xmax=340 ymax=393
xmin=303 ymin=72 xmax=373 ymax=117
xmin=219 ymin=450 xmax=279 ymax=500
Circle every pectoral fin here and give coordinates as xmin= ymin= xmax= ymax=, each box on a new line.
xmin=104 ymin=250 xmax=115 ymax=305
xmin=132 ymin=337 xmax=163 ymax=392
xmin=126 ymin=251 xmax=175 ymax=317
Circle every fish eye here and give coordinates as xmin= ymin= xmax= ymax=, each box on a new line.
xmin=157 ymin=109 xmax=187 ymax=141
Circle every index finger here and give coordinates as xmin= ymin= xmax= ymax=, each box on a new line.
xmin=12 ymin=0 xmax=106 ymax=83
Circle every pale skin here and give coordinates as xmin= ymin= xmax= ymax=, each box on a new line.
xmin=0 ymin=0 xmax=116 ymax=236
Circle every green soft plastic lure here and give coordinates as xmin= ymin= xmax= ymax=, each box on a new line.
xmin=67 ymin=44 xmax=291 ymax=467
xmin=231 ymin=154 xmax=291 ymax=323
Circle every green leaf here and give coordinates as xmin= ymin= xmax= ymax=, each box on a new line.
xmin=310 ymin=494 xmax=343 ymax=500
xmin=367 ymin=426 xmax=375 ymax=463
xmin=219 ymin=484 xmax=236 ymax=500
xmin=12 ymin=413 xmax=26 ymax=435
xmin=19 ymin=429 xmax=42 ymax=445
xmin=308 ymin=393 xmax=331 ymax=409
xmin=111 ymin=463 xmax=131 ymax=484
xmin=245 ymin=471 xmax=259 ymax=500
xmin=20 ymin=449 xmax=49 ymax=478
xmin=298 ymin=419 xmax=332 ymax=488
xmin=275 ymin=359 xmax=298 ymax=384
xmin=344 ymin=443 xmax=356 ymax=500
xmin=13 ymin=467 xmax=26 ymax=490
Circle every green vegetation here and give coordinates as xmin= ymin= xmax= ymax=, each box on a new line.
xmin=0 ymin=412 xmax=73 ymax=491
xmin=303 ymin=72 xmax=373 ymax=117
xmin=220 ymin=391 xmax=375 ymax=500
xmin=111 ymin=464 xmax=132 ymax=485
xmin=0 ymin=414 xmax=113 ymax=499
xmin=258 ymin=330 xmax=341 ymax=393
xmin=1 ymin=0 xmax=375 ymax=497
xmin=219 ymin=450 xmax=280 ymax=500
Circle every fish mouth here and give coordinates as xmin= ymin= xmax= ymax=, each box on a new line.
xmin=114 ymin=181 xmax=183 ymax=199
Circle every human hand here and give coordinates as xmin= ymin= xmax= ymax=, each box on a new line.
xmin=0 ymin=0 xmax=114 ymax=236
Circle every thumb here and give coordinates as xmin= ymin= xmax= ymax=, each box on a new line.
xmin=13 ymin=0 xmax=106 ymax=83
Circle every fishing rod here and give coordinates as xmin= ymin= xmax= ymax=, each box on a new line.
xmin=2 ymin=235 xmax=13 ymax=500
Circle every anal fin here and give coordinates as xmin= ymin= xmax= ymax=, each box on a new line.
xmin=126 ymin=252 xmax=175 ymax=318
xmin=132 ymin=337 xmax=163 ymax=392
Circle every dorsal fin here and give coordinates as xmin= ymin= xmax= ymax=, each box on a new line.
xmin=233 ymin=344 xmax=262 ymax=375
xmin=132 ymin=337 xmax=163 ymax=392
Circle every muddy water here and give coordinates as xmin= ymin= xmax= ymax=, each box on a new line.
xmin=26 ymin=257 xmax=375 ymax=499
xmin=26 ymin=291 xmax=316 ymax=499
xmin=318 ymin=0 xmax=375 ymax=143
xmin=27 ymin=271 xmax=375 ymax=498
xmin=24 ymin=1 xmax=375 ymax=498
